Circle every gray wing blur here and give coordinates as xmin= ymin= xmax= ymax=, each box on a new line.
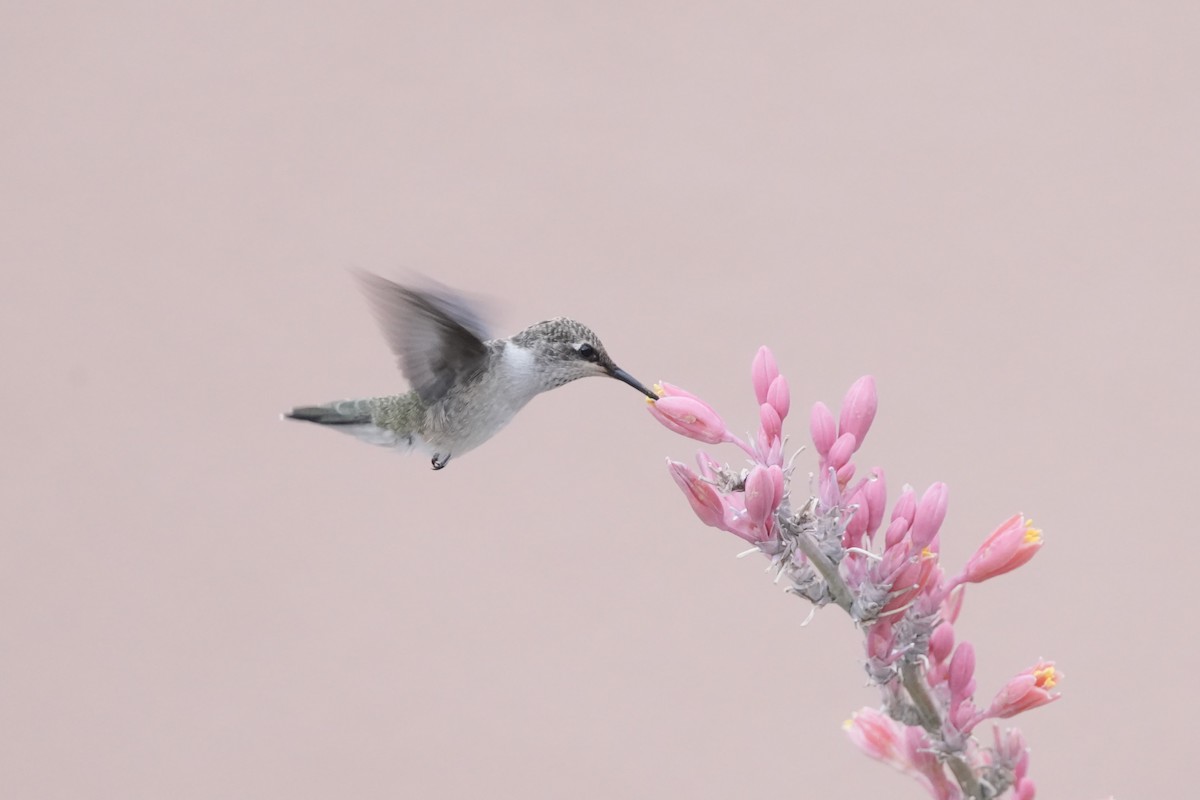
xmin=355 ymin=271 xmax=492 ymax=404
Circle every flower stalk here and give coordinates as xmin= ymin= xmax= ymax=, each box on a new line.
xmin=649 ymin=347 xmax=1059 ymax=800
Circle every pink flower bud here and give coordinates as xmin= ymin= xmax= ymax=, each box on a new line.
xmin=958 ymin=514 xmax=1043 ymax=585
xmin=767 ymin=374 xmax=790 ymax=420
xmin=838 ymin=375 xmax=878 ymax=445
xmin=891 ymin=485 xmax=916 ymax=525
xmin=843 ymin=489 xmax=868 ymax=550
xmin=751 ymin=346 xmax=779 ymax=405
xmin=865 ymin=619 xmax=894 ymax=661
xmin=883 ymin=517 xmax=910 ymax=550
xmin=667 ymin=459 xmax=727 ymax=529
xmin=835 ymin=462 xmax=856 ymax=485
xmin=948 ymin=642 xmax=976 ymax=702
xmin=759 ymin=403 xmax=782 ymax=444
xmin=743 ymin=465 xmax=777 ymax=529
xmin=862 ymin=468 xmax=887 ymax=538
xmin=767 ymin=464 xmax=785 ymax=508
xmin=843 ymin=708 xmax=904 ymax=766
xmin=984 ymin=662 xmax=1062 ymax=720
xmin=928 ymin=623 xmax=955 ymax=665
xmin=810 ymin=402 xmax=837 ymax=457
xmin=765 ymin=437 xmax=783 ymax=467
xmin=910 ymin=482 xmax=949 ymax=550
xmin=827 ymin=433 xmax=857 ymax=470
xmin=647 ymin=395 xmax=731 ymax=445
xmin=1014 ymin=777 xmax=1036 ymax=800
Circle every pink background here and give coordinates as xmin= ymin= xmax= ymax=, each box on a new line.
xmin=3 ymin=3 xmax=1194 ymax=798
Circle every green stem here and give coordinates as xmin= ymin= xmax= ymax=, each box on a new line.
xmin=900 ymin=662 xmax=983 ymax=800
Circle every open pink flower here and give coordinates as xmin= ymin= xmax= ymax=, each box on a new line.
xmin=667 ymin=460 xmax=727 ymax=530
xmin=980 ymin=662 xmax=1062 ymax=720
xmin=647 ymin=383 xmax=732 ymax=445
xmin=956 ymin=514 xmax=1043 ymax=585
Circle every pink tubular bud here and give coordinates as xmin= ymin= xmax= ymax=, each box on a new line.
xmin=928 ymin=623 xmax=955 ymax=665
xmin=752 ymin=346 xmax=779 ymax=405
xmin=842 ymin=489 xmax=868 ymax=550
xmin=984 ymin=662 xmax=1062 ymax=720
xmin=910 ymin=482 xmax=949 ymax=550
xmin=843 ymin=708 xmax=904 ymax=767
xmin=838 ymin=375 xmax=878 ymax=445
xmin=862 ymin=468 xmax=887 ymax=538
xmin=835 ymin=462 xmax=856 ymax=486
xmin=743 ymin=466 xmax=776 ymax=529
xmin=1014 ymin=777 xmax=1036 ymax=800
xmin=883 ymin=517 xmax=910 ymax=550
xmin=948 ymin=642 xmax=977 ymax=701
xmin=759 ymin=403 xmax=782 ymax=444
xmin=767 ymin=374 xmax=790 ymax=420
xmin=958 ymin=514 xmax=1044 ymax=585
xmin=667 ymin=460 xmax=727 ymax=529
xmin=647 ymin=395 xmax=731 ymax=445
xmin=891 ymin=486 xmax=916 ymax=525
xmin=767 ymin=464 xmax=785 ymax=508
xmin=810 ymin=401 xmax=837 ymax=457
xmin=827 ymin=433 xmax=857 ymax=470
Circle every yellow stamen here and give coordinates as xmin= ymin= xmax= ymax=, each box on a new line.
xmin=1023 ymin=519 xmax=1043 ymax=545
xmin=1033 ymin=665 xmax=1058 ymax=689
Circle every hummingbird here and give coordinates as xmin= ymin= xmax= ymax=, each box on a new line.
xmin=285 ymin=272 xmax=658 ymax=469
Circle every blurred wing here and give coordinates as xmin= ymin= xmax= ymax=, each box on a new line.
xmin=355 ymin=271 xmax=492 ymax=404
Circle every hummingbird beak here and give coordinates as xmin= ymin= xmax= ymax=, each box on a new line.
xmin=608 ymin=366 xmax=659 ymax=400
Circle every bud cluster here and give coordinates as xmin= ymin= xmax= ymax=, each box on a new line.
xmin=649 ymin=347 xmax=1058 ymax=800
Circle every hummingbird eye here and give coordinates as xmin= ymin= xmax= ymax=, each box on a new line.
xmin=577 ymin=343 xmax=600 ymax=362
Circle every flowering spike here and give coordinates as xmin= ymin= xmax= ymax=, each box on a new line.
xmin=957 ymin=514 xmax=1043 ymax=585
xmin=810 ymin=401 xmax=837 ymax=457
xmin=910 ymin=482 xmax=949 ymax=550
xmin=751 ymin=346 xmax=779 ymax=405
xmin=838 ymin=375 xmax=878 ymax=446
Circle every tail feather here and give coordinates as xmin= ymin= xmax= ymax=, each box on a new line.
xmin=284 ymin=400 xmax=372 ymax=426
xmin=284 ymin=397 xmax=421 ymax=450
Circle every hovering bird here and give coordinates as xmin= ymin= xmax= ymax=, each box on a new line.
xmin=285 ymin=272 xmax=658 ymax=469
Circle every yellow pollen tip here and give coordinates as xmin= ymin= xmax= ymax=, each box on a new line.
xmin=646 ymin=383 xmax=665 ymax=404
xmin=920 ymin=546 xmax=936 ymax=560
xmin=1023 ymin=520 xmax=1043 ymax=545
xmin=1034 ymin=665 xmax=1058 ymax=689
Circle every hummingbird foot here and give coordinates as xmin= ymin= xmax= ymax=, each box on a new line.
xmin=431 ymin=454 xmax=450 ymax=470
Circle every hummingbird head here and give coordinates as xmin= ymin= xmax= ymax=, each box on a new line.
xmin=511 ymin=318 xmax=658 ymax=400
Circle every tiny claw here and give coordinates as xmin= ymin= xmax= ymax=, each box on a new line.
xmin=431 ymin=454 xmax=450 ymax=470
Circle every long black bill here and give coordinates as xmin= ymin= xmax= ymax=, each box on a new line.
xmin=609 ymin=366 xmax=659 ymax=400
